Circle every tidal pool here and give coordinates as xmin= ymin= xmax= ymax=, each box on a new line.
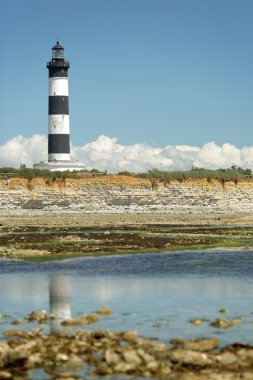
xmin=0 ymin=249 xmax=253 ymax=346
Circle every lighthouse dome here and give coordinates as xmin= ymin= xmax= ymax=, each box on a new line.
xmin=52 ymin=41 xmax=64 ymax=50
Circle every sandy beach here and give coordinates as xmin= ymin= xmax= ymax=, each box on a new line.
xmin=0 ymin=212 xmax=253 ymax=229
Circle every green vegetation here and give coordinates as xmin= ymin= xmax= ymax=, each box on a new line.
xmin=140 ymin=166 xmax=252 ymax=182
xmin=0 ymin=165 xmax=105 ymax=180
xmin=0 ymin=164 xmax=251 ymax=182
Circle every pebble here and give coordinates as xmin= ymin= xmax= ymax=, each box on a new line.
xmin=96 ymin=306 xmax=113 ymax=316
xmin=171 ymin=338 xmax=220 ymax=351
xmin=11 ymin=319 xmax=27 ymax=325
xmin=61 ymin=313 xmax=99 ymax=326
xmin=0 ymin=371 xmax=12 ymax=379
xmin=190 ymin=318 xmax=206 ymax=325
xmin=219 ymin=308 xmax=229 ymax=314
xmin=169 ymin=349 xmax=213 ymax=366
xmin=210 ymin=317 xmax=242 ymax=329
xmin=26 ymin=310 xmax=48 ymax=323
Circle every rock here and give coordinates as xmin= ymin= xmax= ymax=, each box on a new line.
xmin=121 ymin=330 xmax=139 ymax=341
xmin=216 ymin=351 xmax=239 ymax=368
xmin=11 ymin=319 xmax=27 ymax=325
xmin=210 ymin=317 xmax=242 ymax=329
xmin=6 ymin=341 xmax=37 ymax=364
xmin=235 ymin=347 xmax=253 ymax=363
xmin=26 ymin=353 xmax=43 ymax=368
xmin=0 ymin=341 xmax=10 ymax=352
xmin=61 ymin=313 xmax=99 ymax=326
xmin=105 ymin=349 xmax=120 ymax=365
xmin=123 ymin=349 xmax=142 ymax=365
xmin=56 ymin=353 xmax=69 ymax=362
xmin=137 ymin=349 xmax=155 ymax=363
xmin=0 ymin=371 xmax=12 ymax=379
xmin=169 ymin=349 xmax=214 ymax=366
xmin=26 ymin=310 xmax=48 ymax=323
xmin=66 ymin=354 xmax=84 ymax=368
xmin=171 ymin=338 xmax=220 ymax=352
xmin=219 ymin=308 xmax=229 ymax=314
xmin=3 ymin=329 xmax=26 ymax=337
xmin=96 ymin=362 xmax=113 ymax=375
xmin=96 ymin=306 xmax=113 ymax=316
xmin=190 ymin=318 xmax=206 ymax=326
xmin=146 ymin=360 xmax=159 ymax=370
xmin=114 ymin=362 xmax=133 ymax=373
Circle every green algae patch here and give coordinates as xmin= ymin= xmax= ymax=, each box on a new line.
xmin=0 ymin=224 xmax=252 ymax=261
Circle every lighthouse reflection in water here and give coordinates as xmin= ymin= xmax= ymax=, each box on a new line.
xmin=49 ymin=274 xmax=71 ymax=334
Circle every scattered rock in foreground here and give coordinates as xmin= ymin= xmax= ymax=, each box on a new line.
xmin=1 ymin=327 xmax=253 ymax=380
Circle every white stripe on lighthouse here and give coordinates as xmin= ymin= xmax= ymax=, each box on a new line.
xmin=49 ymin=78 xmax=69 ymax=96
xmin=48 ymin=153 xmax=71 ymax=161
xmin=48 ymin=115 xmax=70 ymax=134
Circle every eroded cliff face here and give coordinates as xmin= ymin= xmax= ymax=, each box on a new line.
xmin=0 ymin=176 xmax=252 ymax=214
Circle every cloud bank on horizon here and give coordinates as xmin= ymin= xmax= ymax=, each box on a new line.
xmin=0 ymin=134 xmax=252 ymax=172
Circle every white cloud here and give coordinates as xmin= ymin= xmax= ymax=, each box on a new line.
xmin=0 ymin=135 xmax=47 ymax=168
xmin=0 ymin=134 xmax=252 ymax=172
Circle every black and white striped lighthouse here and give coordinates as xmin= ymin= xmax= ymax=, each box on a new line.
xmin=34 ymin=41 xmax=85 ymax=171
xmin=47 ymin=41 xmax=70 ymax=162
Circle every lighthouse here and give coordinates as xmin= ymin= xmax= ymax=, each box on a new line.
xmin=34 ymin=41 xmax=85 ymax=171
xmin=47 ymin=41 xmax=71 ymax=162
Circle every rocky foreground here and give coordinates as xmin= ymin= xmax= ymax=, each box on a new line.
xmin=0 ymin=310 xmax=253 ymax=380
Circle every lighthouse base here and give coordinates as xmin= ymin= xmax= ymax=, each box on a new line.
xmin=33 ymin=160 xmax=86 ymax=172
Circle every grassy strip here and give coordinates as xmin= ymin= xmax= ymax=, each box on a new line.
xmin=1 ymin=239 xmax=252 ymax=262
xmin=0 ymin=165 xmax=252 ymax=181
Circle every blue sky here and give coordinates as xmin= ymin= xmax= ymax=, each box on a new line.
xmin=0 ymin=0 xmax=252 ymax=149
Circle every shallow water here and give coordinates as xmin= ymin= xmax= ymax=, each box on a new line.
xmin=0 ymin=249 xmax=253 ymax=346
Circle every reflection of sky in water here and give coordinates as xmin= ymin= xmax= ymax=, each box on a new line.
xmin=0 ymin=250 xmax=253 ymax=346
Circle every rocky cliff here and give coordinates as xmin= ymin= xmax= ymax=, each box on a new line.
xmin=0 ymin=176 xmax=252 ymax=214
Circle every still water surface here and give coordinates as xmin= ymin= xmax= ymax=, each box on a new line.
xmin=0 ymin=249 xmax=253 ymax=346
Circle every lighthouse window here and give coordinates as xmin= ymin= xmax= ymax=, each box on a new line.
xmin=53 ymin=50 xmax=64 ymax=59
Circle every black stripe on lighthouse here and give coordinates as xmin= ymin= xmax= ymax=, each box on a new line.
xmin=48 ymin=134 xmax=70 ymax=154
xmin=48 ymin=67 xmax=68 ymax=78
xmin=49 ymin=96 xmax=69 ymax=115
